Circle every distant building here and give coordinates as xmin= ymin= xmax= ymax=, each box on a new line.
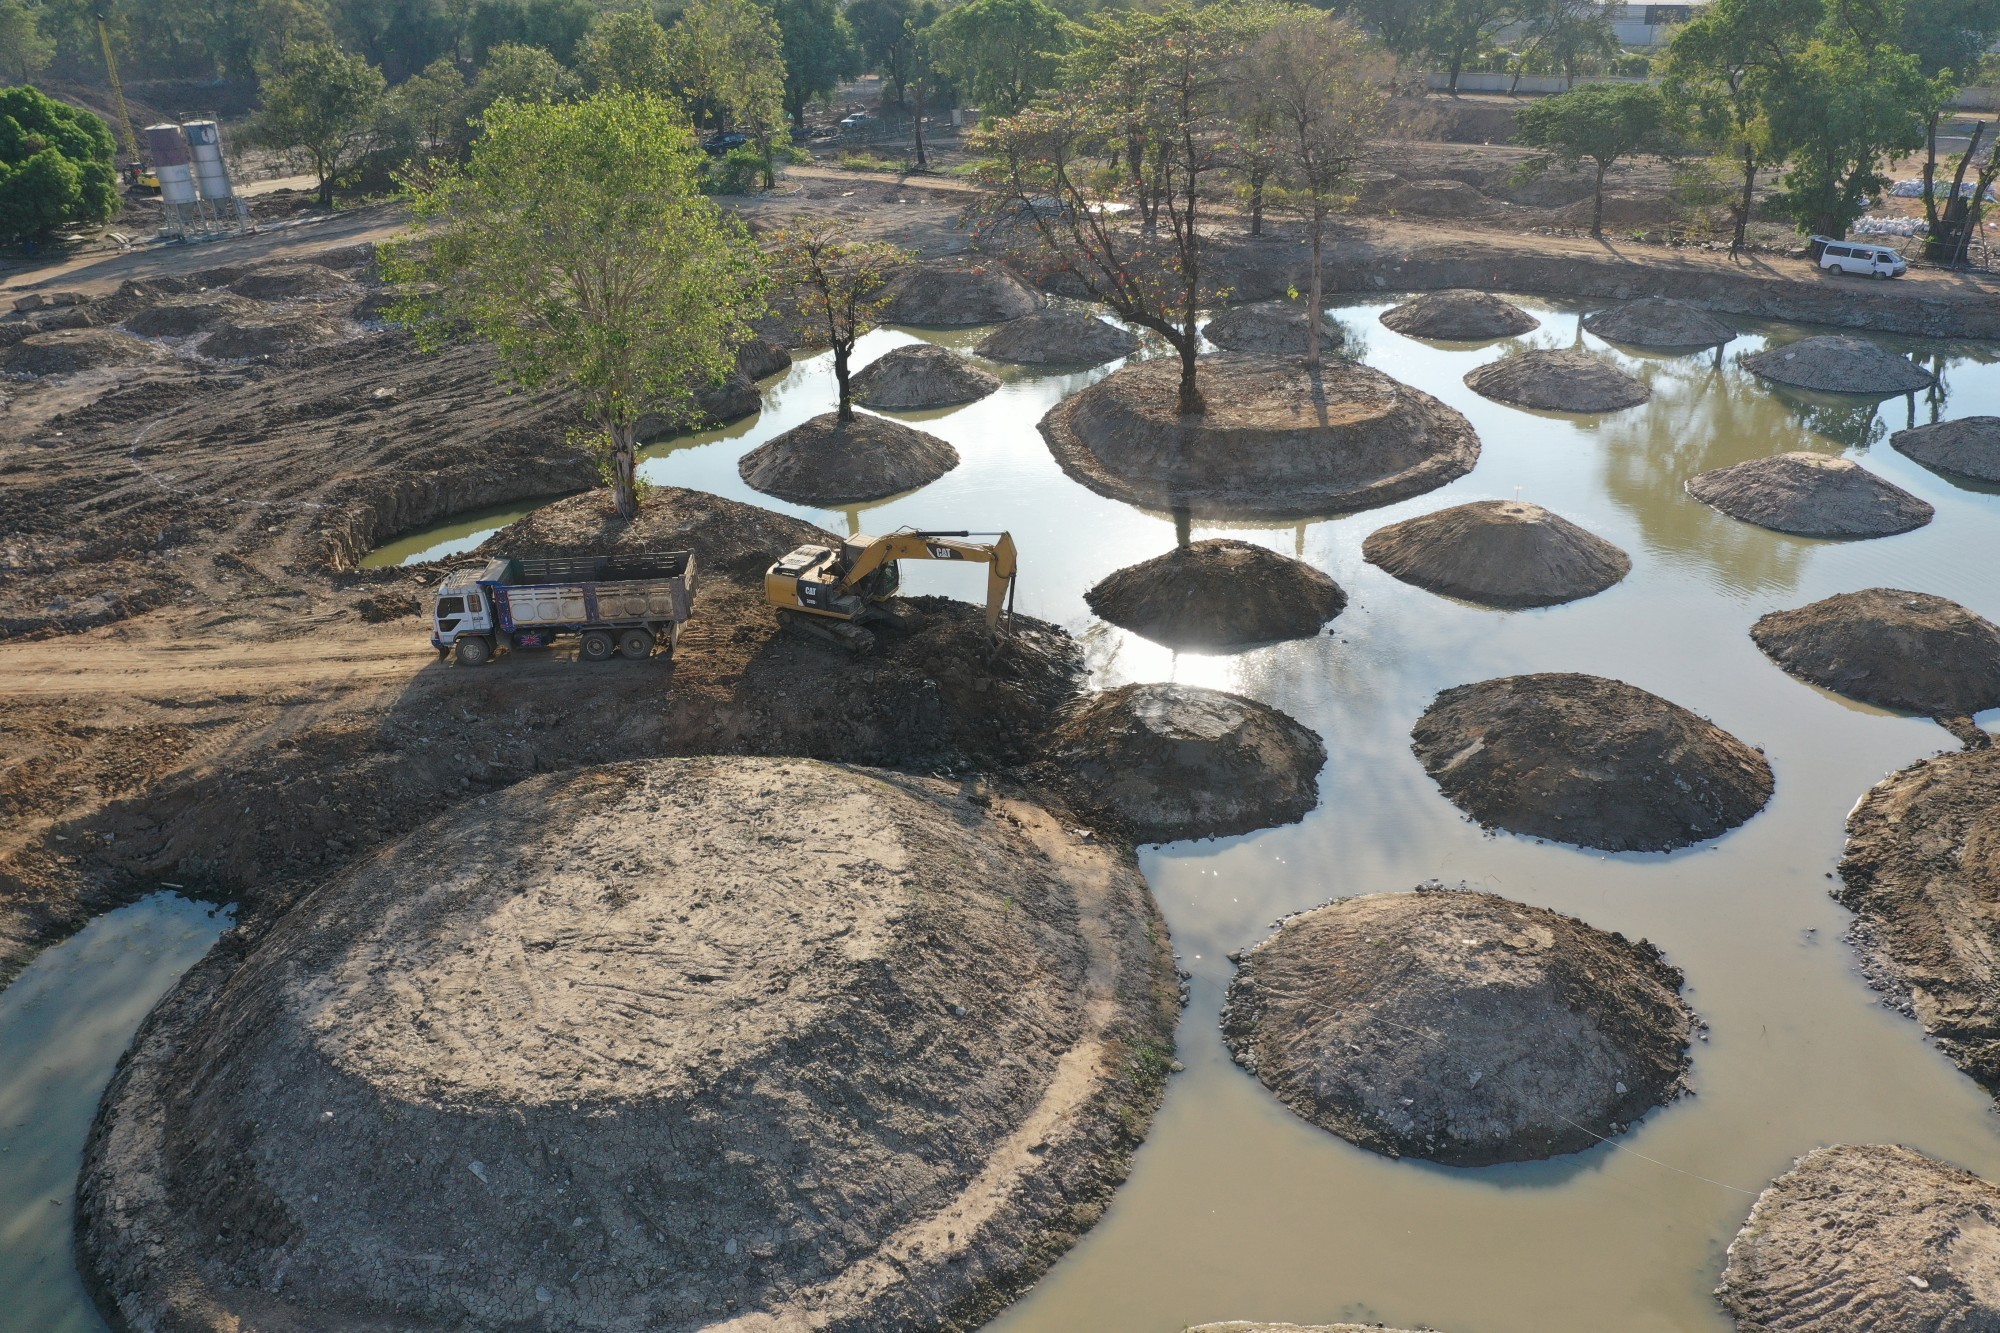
xmin=1609 ymin=2 xmax=1705 ymax=47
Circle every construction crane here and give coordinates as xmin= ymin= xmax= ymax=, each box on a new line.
xmin=94 ymin=10 xmax=158 ymax=193
xmin=764 ymin=529 xmax=1018 ymax=655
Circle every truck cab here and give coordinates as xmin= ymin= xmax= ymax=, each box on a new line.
xmin=431 ymin=569 xmax=495 ymax=653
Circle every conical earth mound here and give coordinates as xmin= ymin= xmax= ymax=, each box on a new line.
xmin=198 ymin=317 xmax=346 ymax=360
xmin=1381 ymin=290 xmax=1538 ymax=341
xmin=1582 ymin=296 xmax=1736 ymax=349
xmin=1203 ymin=300 xmax=1345 ymax=358
xmin=1085 ymin=539 xmax=1347 ymax=649
xmin=1411 ymin=673 xmax=1773 ymax=852
xmin=1362 ymin=500 xmax=1630 ymax=608
xmin=1742 ymin=336 xmax=1935 ymax=394
xmin=1720 ymin=1145 xmax=2000 ymax=1332
xmin=1753 ymin=588 xmax=2000 ymax=722
xmin=878 ymin=259 xmax=1044 ymax=327
xmin=1044 ymin=683 xmax=1325 ymax=842
xmin=1040 ymin=352 xmax=1480 ymax=520
xmin=78 ymin=756 xmax=1179 ymax=1333
xmin=976 ymin=310 xmax=1139 ymax=366
xmin=739 ymin=411 xmax=958 ymax=505
xmin=1892 ymin=415 xmax=2000 ymax=484
xmin=228 ymin=261 xmax=357 ymax=301
xmin=1685 ymin=452 xmax=1932 ymax=538
xmin=1222 ymin=888 xmax=1694 ymax=1167
xmin=123 ymin=296 xmax=257 ymax=338
xmin=1464 ymin=349 xmax=1650 ymax=413
xmin=852 ymin=343 xmax=1000 ymax=408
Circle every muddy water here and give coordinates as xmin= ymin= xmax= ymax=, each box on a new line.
xmin=28 ymin=300 xmax=2000 ymax=1332
xmin=0 ymin=894 xmax=230 ymax=1332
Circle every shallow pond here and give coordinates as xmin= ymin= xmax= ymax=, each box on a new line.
xmin=27 ymin=297 xmax=2000 ymax=1332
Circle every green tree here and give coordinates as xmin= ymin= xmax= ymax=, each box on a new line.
xmin=0 ymin=85 xmax=119 ymax=244
xmin=850 ymin=0 xmax=918 ymax=104
xmin=1336 ymin=0 xmax=1436 ymax=77
xmin=579 ymin=10 xmax=677 ymax=94
xmin=667 ymin=0 xmax=788 ymax=183
xmin=466 ymin=0 xmax=593 ymax=65
xmin=1425 ymin=0 xmax=1519 ymax=95
xmin=378 ymin=56 xmax=470 ymax=164
xmin=328 ymin=0 xmax=457 ymax=83
xmin=1509 ymin=0 xmax=1618 ymax=90
xmin=770 ymin=0 xmax=858 ymax=128
xmin=1899 ymin=0 xmax=2000 ymax=236
xmin=468 ymin=41 xmax=583 ymax=113
xmin=248 ymin=42 xmax=386 ymax=207
xmin=765 ymin=218 xmax=908 ymax=419
xmin=383 ymin=92 xmax=763 ymax=519
xmin=1514 ymin=81 xmax=1671 ymax=236
xmin=928 ymin=0 xmax=1071 ymax=117
xmin=1 ymin=0 xmax=56 ymax=82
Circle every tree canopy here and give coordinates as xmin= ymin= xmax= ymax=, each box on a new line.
xmin=1514 ymin=81 xmax=1671 ymax=235
xmin=247 ymin=41 xmax=386 ymax=206
xmin=928 ymin=0 xmax=1073 ymax=117
xmin=0 ymin=85 xmax=118 ymax=244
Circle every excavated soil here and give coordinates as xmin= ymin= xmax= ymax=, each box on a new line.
xmin=1718 ymin=1144 xmax=2000 ymax=1332
xmin=79 ymin=755 xmax=1181 ymax=1333
xmin=736 ymin=335 xmax=794 ymax=381
xmin=878 ymin=258 xmax=1044 ymax=327
xmin=1892 ymin=415 xmax=2000 ymax=484
xmin=853 ymin=342 xmax=1000 ymax=408
xmin=738 ymin=411 xmax=959 ymax=504
xmin=198 ymin=317 xmax=348 ymax=361
xmin=2 ymin=328 xmax=175 ymax=376
xmin=1040 ymin=683 xmax=1325 ymax=843
xmin=1362 ymin=499 xmax=1630 ymax=608
xmin=1411 ymin=673 xmax=1773 ymax=852
xmin=1464 ymin=348 xmax=1650 ymax=413
xmin=1751 ymin=588 xmax=2000 ymax=725
xmin=1039 ymin=353 xmax=1479 ymax=520
xmin=1380 ymin=290 xmax=1538 ymax=341
xmin=1385 ymin=179 xmax=1497 ymax=218
xmin=1202 ymin=300 xmax=1346 ymax=358
xmin=1838 ymin=746 xmax=2000 ymax=1092
xmin=1221 ymin=887 xmax=1694 ymax=1167
xmin=1582 ymin=296 xmax=1736 ymax=349
xmin=974 ymin=310 xmax=1138 ymax=366
xmin=228 ymin=261 xmax=360 ymax=302
xmin=122 ymin=296 xmax=259 ymax=338
xmin=1685 ymin=452 xmax=1933 ymax=539
xmin=1742 ymin=336 xmax=1936 ymax=395
xmin=1085 ymin=539 xmax=1347 ymax=650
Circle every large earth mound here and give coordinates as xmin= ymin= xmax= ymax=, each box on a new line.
xmin=1582 ymin=297 xmax=1736 ymax=349
xmin=1222 ymin=888 xmax=1694 ymax=1166
xmin=878 ymin=259 xmax=1044 ymax=327
xmin=1838 ymin=746 xmax=2000 ymax=1092
xmin=1742 ymin=336 xmax=1936 ymax=394
xmin=1380 ymin=290 xmax=1538 ymax=341
xmin=198 ymin=317 xmax=347 ymax=361
xmin=1085 ymin=539 xmax=1347 ymax=649
xmin=1384 ymin=179 xmax=1495 ymax=217
xmin=1464 ymin=349 xmax=1650 ymax=413
xmin=853 ymin=342 xmax=1000 ymax=408
xmin=1040 ymin=352 xmax=1480 ymax=519
xmin=1043 ymin=683 xmax=1325 ymax=842
xmin=1203 ymin=300 xmax=1346 ymax=358
xmin=1719 ymin=1144 xmax=2000 ymax=1332
xmin=1892 ymin=415 xmax=2000 ymax=484
xmin=228 ymin=261 xmax=358 ymax=301
xmin=122 ymin=296 xmax=257 ymax=338
xmin=739 ymin=411 xmax=959 ymax=504
xmin=78 ymin=756 xmax=1180 ymax=1333
xmin=1362 ymin=500 xmax=1630 ymax=608
xmin=1 ymin=328 xmax=174 ymax=376
xmin=1751 ymin=588 xmax=2000 ymax=725
xmin=1685 ymin=452 xmax=1933 ymax=538
xmin=1412 ymin=673 xmax=1773 ymax=852
xmin=975 ymin=310 xmax=1138 ymax=366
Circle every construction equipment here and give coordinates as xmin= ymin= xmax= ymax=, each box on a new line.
xmin=764 ymin=529 xmax=1018 ymax=655
xmin=93 ymin=12 xmax=156 ymax=192
xmin=430 ymin=551 xmax=698 ymax=666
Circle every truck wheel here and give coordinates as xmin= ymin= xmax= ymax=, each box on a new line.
xmin=619 ymin=629 xmax=654 ymax=660
xmin=454 ymin=635 xmax=491 ymax=667
xmin=578 ymin=630 xmax=615 ymax=662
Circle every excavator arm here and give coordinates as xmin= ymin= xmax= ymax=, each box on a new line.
xmin=840 ymin=530 xmax=1019 ymax=634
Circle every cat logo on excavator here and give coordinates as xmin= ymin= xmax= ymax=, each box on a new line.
xmin=763 ymin=529 xmax=1018 ymax=655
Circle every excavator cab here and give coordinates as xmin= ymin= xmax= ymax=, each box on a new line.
xmin=764 ymin=529 xmax=1014 ymax=655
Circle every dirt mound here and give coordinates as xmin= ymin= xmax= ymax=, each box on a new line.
xmin=227 ymin=261 xmax=356 ymax=301
xmin=853 ymin=342 xmax=1001 ymax=408
xmin=122 ymin=297 xmax=256 ymax=338
xmin=1719 ymin=1144 xmax=2000 ymax=1332
xmin=197 ymin=317 xmax=348 ymax=361
xmin=1465 ymin=348 xmax=1650 ymax=413
xmin=878 ymin=259 xmax=1044 ymax=327
xmin=974 ymin=310 xmax=1138 ymax=366
xmin=738 ymin=411 xmax=959 ymax=504
xmin=1202 ymin=300 xmax=1346 ymax=358
xmin=1222 ymin=888 xmax=1693 ymax=1166
xmin=1892 ymin=415 xmax=2000 ymax=484
xmin=1559 ymin=191 xmax=1670 ymax=232
xmin=1743 ymin=336 xmax=1936 ymax=395
xmin=1040 ymin=353 xmax=1479 ymax=520
xmin=1839 ymin=747 xmax=2000 ymax=1091
xmin=1385 ymin=178 xmax=1496 ymax=217
xmin=1085 ymin=539 xmax=1347 ymax=649
xmin=1 ymin=329 xmax=173 ymax=376
xmin=635 ymin=372 xmax=765 ymax=440
xmin=79 ymin=756 xmax=1179 ymax=1333
xmin=1412 ymin=673 xmax=1773 ymax=852
xmin=1043 ymin=683 xmax=1324 ymax=842
xmin=1685 ymin=452 xmax=1932 ymax=538
xmin=1583 ymin=297 xmax=1736 ymax=349
xmin=1381 ymin=290 xmax=1538 ymax=341
xmin=736 ymin=335 xmax=793 ymax=381
xmin=1751 ymin=588 xmax=2000 ymax=724
xmin=1362 ymin=500 xmax=1630 ymax=608
xmin=490 ymin=484 xmax=827 ymax=581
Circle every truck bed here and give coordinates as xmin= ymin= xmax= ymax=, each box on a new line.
xmin=484 ymin=551 xmax=698 ymax=630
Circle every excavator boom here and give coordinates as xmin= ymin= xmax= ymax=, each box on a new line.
xmin=763 ymin=527 xmax=1019 ymax=653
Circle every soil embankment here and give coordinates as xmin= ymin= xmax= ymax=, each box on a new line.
xmin=1742 ymin=336 xmax=1936 ymax=394
xmin=853 ymin=342 xmax=999 ymax=408
xmin=1202 ymin=300 xmax=1346 ymax=357
xmin=1582 ymin=296 xmax=1735 ymax=349
xmin=976 ymin=310 xmax=1139 ymax=366
xmin=1085 ymin=539 xmax=1347 ymax=649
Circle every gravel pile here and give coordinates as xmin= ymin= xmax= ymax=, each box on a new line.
xmin=1203 ymin=300 xmax=1347 ymax=358
xmin=975 ymin=310 xmax=1139 ymax=366
xmin=878 ymin=259 xmax=1044 ymax=327
xmin=852 ymin=343 xmax=1000 ymax=408
xmin=1891 ymin=415 xmax=2000 ymax=484
xmin=1751 ymin=587 xmax=2000 ymax=723
xmin=1583 ymin=297 xmax=1736 ymax=349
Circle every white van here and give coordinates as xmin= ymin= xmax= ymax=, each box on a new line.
xmin=1815 ymin=237 xmax=1908 ymax=279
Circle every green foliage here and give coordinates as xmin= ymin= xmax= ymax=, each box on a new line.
xmin=330 ymin=0 xmax=458 ymax=83
xmin=666 ymin=0 xmax=788 ymax=181
xmin=1514 ymin=81 xmax=1670 ymax=235
xmin=1421 ymin=0 xmax=1519 ymax=91
xmin=0 ymin=0 xmax=56 ymax=83
xmin=249 ymin=41 xmax=387 ymax=206
xmin=763 ymin=216 xmax=909 ymax=418
xmin=376 ymin=56 xmax=468 ymax=165
xmin=770 ymin=0 xmax=859 ymax=127
xmin=382 ymin=92 xmax=763 ymax=519
xmin=0 ymin=85 xmax=118 ymax=244
xmin=707 ymin=143 xmax=766 ymax=191
xmin=579 ymin=10 xmax=676 ymax=95
xmin=928 ymin=0 xmax=1072 ymax=116
xmin=465 ymin=0 xmax=593 ymax=66
xmin=1901 ymin=0 xmax=2000 ymax=82
xmin=468 ymin=41 xmax=583 ymax=114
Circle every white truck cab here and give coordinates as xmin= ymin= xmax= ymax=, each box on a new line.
xmin=1814 ymin=236 xmax=1907 ymax=279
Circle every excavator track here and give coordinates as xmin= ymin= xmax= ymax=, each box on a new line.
xmin=775 ymin=609 xmax=877 ymax=656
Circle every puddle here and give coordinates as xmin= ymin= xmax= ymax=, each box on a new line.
xmin=357 ymin=500 xmax=542 ymax=568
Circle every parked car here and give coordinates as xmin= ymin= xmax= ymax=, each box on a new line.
xmin=703 ymin=131 xmax=748 ymax=155
xmin=838 ymin=112 xmax=874 ymax=129
xmin=1813 ymin=236 xmax=1908 ymax=279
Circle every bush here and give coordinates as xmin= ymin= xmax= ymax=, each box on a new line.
xmin=0 ymin=86 xmax=119 ymax=245
xmin=705 ymin=145 xmax=767 ymax=193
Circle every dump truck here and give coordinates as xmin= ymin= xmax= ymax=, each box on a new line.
xmin=429 ymin=551 xmax=697 ymax=666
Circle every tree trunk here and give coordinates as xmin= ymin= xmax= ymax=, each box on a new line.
xmin=912 ymin=82 xmax=927 ymax=170
xmin=317 ymin=163 xmax=334 ymax=209
xmin=1305 ymin=208 xmax=1326 ymax=370
xmin=834 ymin=341 xmax=854 ymax=422
xmin=1448 ymin=52 xmax=1463 ymax=96
xmin=1733 ymin=140 xmax=1754 ymax=257
xmin=1933 ymin=121 xmax=1986 ymax=263
xmin=1175 ymin=337 xmax=1204 ymax=415
xmin=1921 ymin=109 xmax=1941 ymax=232
xmin=1591 ymin=161 xmax=1606 ymax=238
xmin=1250 ymin=174 xmax=1264 ymax=236
xmin=610 ymin=420 xmax=639 ymax=520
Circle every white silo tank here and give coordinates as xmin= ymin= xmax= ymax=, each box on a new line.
xmin=182 ymin=120 xmax=235 ymax=201
xmin=145 ymin=124 xmax=199 ymax=206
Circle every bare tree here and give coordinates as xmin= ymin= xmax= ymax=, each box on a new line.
xmin=765 ymin=218 xmax=910 ymax=421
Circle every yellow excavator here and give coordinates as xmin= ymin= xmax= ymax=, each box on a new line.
xmin=764 ymin=529 xmax=1018 ymax=654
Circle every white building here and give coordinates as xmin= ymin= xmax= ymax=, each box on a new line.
xmin=1608 ymin=2 xmax=1705 ymax=47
